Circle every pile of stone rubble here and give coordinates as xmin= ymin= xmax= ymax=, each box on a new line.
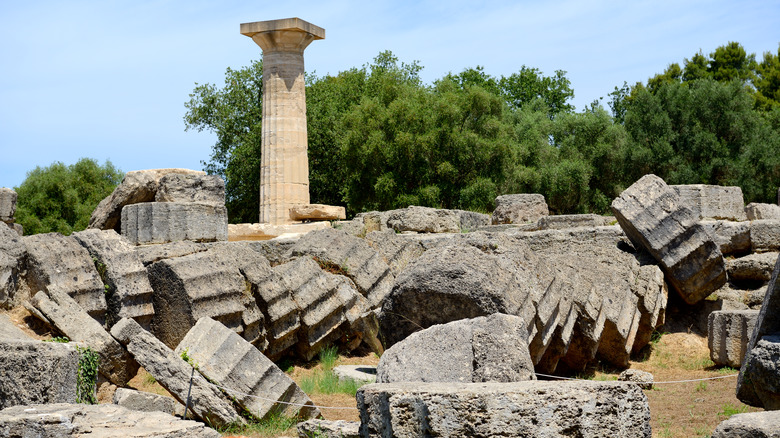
xmin=0 ymin=170 xmax=778 ymax=437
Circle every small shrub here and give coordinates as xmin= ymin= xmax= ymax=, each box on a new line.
xmin=75 ymin=346 xmax=99 ymax=404
xmin=718 ymin=402 xmax=749 ymax=419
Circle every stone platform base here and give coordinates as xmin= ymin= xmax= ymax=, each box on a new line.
xmin=228 ymin=222 xmax=331 ymax=241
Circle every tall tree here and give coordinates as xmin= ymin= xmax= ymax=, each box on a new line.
xmin=14 ymin=158 xmax=123 ymax=235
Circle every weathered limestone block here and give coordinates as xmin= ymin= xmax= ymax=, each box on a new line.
xmin=712 ymin=411 xmax=780 ymax=438
xmin=708 ymin=310 xmax=759 ymax=368
xmin=0 ymin=403 xmax=221 ymax=437
xmin=175 ymin=317 xmax=320 ymax=420
xmin=0 ymin=188 xmax=16 ymax=223
xmin=227 ymin=221 xmax=330 ymax=242
xmin=154 ymin=173 xmax=225 ymax=205
xmin=0 ymin=314 xmax=30 ymax=341
xmin=727 ymin=252 xmax=778 ymax=282
xmin=380 ymin=234 xmax=542 ymax=349
xmin=746 ymin=202 xmax=780 ymax=220
xmin=250 ymin=261 xmax=301 ymax=358
xmin=0 ymin=341 xmax=78 ymax=409
xmin=750 ymin=220 xmax=780 ymax=253
xmin=377 ymin=314 xmax=535 ymax=384
xmin=89 ymin=168 xmax=206 ymax=232
xmin=454 ymin=210 xmax=491 ymax=232
xmin=611 ymin=174 xmax=726 ymax=305
xmin=386 ymin=206 xmax=461 ymax=233
xmin=134 ymin=240 xmax=209 ymax=266
xmin=146 ymin=249 xmax=247 ymax=349
xmin=358 ymin=381 xmax=651 ymax=438
xmin=73 ymin=229 xmax=154 ymax=329
xmin=298 ymin=419 xmax=359 ymax=438
xmin=701 ymin=220 xmax=752 ymax=255
xmin=618 ymin=369 xmax=654 ymax=390
xmin=0 ymin=224 xmax=24 ymax=307
xmin=672 ymin=184 xmax=746 ymax=221
xmin=31 ymin=289 xmax=137 ymax=386
xmin=110 ymin=318 xmax=244 ymax=427
xmin=365 ymin=229 xmax=425 ymax=276
xmin=23 ymin=233 xmax=106 ymax=322
xmin=121 ymin=202 xmax=228 ymax=245
xmin=737 ymin=251 xmax=780 ymax=409
xmin=113 ymin=388 xmax=184 ymax=416
xmin=491 ymin=193 xmax=549 ymax=225
xmin=537 ymin=214 xmax=614 ymax=230
xmin=334 ymin=365 xmax=377 ymax=383
xmin=289 ymin=204 xmax=346 ymax=221
xmin=289 ymin=228 xmax=394 ymax=308
xmin=332 ymin=218 xmax=365 ymax=237
xmin=273 ymin=256 xmax=379 ymax=360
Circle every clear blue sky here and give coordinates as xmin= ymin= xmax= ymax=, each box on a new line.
xmin=1 ymin=0 xmax=778 ymax=189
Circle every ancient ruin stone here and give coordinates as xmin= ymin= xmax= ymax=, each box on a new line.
xmin=701 ymin=220 xmax=751 ymax=256
xmin=491 ymin=193 xmax=548 ymax=225
xmin=611 ymin=174 xmax=726 ymax=305
xmin=358 ymin=381 xmax=651 ymax=438
xmin=0 ymin=314 xmax=29 ymax=341
xmin=146 ymin=249 xmax=247 ymax=349
xmin=712 ymin=411 xmax=780 ymax=438
xmin=110 ymin=318 xmax=245 ymax=427
xmin=745 ymin=202 xmax=780 ymax=220
xmin=737 ymin=252 xmax=780 ymax=409
xmin=537 ymin=214 xmax=614 ymax=230
xmin=456 ymin=210 xmax=491 ymax=232
xmin=121 ymin=202 xmax=228 ymax=245
xmin=133 ymin=240 xmax=209 ymax=266
xmin=0 ymin=224 xmax=24 ymax=307
xmin=708 ymin=310 xmax=759 ymax=368
xmin=334 ymin=365 xmax=377 ymax=383
xmin=73 ymin=229 xmax=154 ymax=329
xmin=672 ymin=184 xmax=746 ymax=221
xmin=750 ymin=220 xmax=780 ymax=253
xmin=618 ymin=369 xmax=654 ymax=390
xmin=89 ymin=168 xmax=206 ymax=232
xmin=289 ymin=204 xmax=346 ymax=221
xmin=727 ymin=252 xmax=778 ymax=282
xmin=113 ymin=388 xmax=184 ymax=416
xmin=23 ymin=233 xmax=106 ymax=322
xmin=175 ymin=317 xmax=320 ymax=420
xmin=0 ymin=188 xmax=16 ymax=224
xmin=386 ymin=206 xmax=461 ymax=233
xmin=298 ymin=420 xmax=359 ymax=438
xmin=377 ymin=314 xmax=535 ymax=384
xmin=154 ymin=173 xmax=225 ymax=205
xmin=0 ymin=403 xmax=221 ymax=437
xmin=289 ymin=228 xmax=394 ymax=308
xmin=31 ymin=289 xmax=138 ymax=386
xmin=0 ymin=341 xmax=79 ymax=409
xmin=365 ymin=229 xmax=425 ymax=276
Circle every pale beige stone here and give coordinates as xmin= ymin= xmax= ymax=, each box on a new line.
xmin=289 ymin=204 xmax=346 ymax=221
xmin=241 ymin=18 xmax=324 ymax=225
xmin=228 ymin=222 xmax=331 ymax=241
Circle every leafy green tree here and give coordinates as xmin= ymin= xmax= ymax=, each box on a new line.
xmin=755 ymin=45 xmax=780 ymax=111
xmin=14 ymin=159 xmax=123 ymax=235
xmin=184 ymin=60 xmax=263 ymax=223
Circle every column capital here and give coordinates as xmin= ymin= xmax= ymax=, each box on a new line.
xmin=241 ymin=18 xmax=325 ymax=53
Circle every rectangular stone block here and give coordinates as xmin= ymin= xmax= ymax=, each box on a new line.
xmin=154 ymin=173 xmax=225 ymax=205
xmin=611 ymin=174 xmax=726 ymax=304
xmin=537 ymin=214 xmax=614 ymax=230
xmin=672 ymin=184 xmax=746 ymax=221
xmin=358 ymin=381 xmax=651 ymax=437
xmin=121 ymin=202 xmax=227 ymax=245
xmin=113 ymin=387 xmax=184 ymax=416
xmin=289 ymin=204 xmax=346 ymax=221
xmin=0 ymin=188 xmax=17 ymax=223
xmin=0 ymin=341 xmax=78 ymax=409
xmin=175 ymin=317 xmax=319 ymax=420
xmin=745 ymin=202 xmax=780 ymax=220
xmin=750 ymin=220 xmax=780 ymax=252
xmin=491 ymin=194 xmax=549 ymax=225
xmin=700 ymin=220 xmax=751 ymax=255
xmin=708 ymin=310 xmax=759 ymax=368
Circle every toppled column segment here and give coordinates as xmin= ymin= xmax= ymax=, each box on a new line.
xmin=121 ymin=202 xmax=228 ymax=245
xmin=175 ymin=317 xmax=320 ymax=420
xmin=358 ymin=381 xmax=651 ymax=437
xmin=611 ymin=174 xmax=726 ymax=304
xmin=110 ymin=317 xmax=245 ymax=428
xmin=708 ymin=310 xmax=758 ymax=368
xmin=31 ymin=288 xmax=138 ymax=386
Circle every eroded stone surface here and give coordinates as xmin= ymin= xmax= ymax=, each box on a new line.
xmin=712 ymin=410 xmax=780 ymax=438
xmin=537 ymin=214 xmax=614 ymax=230
xmin=121 ymin=202 xmax=228 ymax=245
xmin=750 ymin=220 xmax=780 ymax=253
xmin=0 ymin=341 xmax=78 ymax=409
xmin=386 ymin=206 xmax=461 ymax=233
xmin=358 ymin=381 xmax=651 ymax=438
xmin=491 ymin=194 xmax=548 ymax=225
xmin=745 ymin=202 xmax=780 ymax=220
xmin=672 ymin=184 xmax=746 ymax=221
xmin=611 ymin=174 xmax=726 ymax=305
xmin=298 ymin=419 xmax=359 ymax=438
xmin=289 ymin=204 xmax=346 ymax=221
xmin=113 ymin=388 xmax=184 ymax=416
xmin=709 ymin=310 xmax=759 ymax=368
xmin=154 ymin=173 xmax=225 ymax=205
xmin=0 ymin=188 xmax=16 ymax=223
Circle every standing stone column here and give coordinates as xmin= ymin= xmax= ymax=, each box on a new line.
xmin=241 ymin=18 xmax=325 ymax=225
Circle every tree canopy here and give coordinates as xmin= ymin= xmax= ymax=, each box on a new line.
xmin=14 ymin=158 xmax=123 ymax=235
xmin=185 ymin=43 xmax=780 ymax=222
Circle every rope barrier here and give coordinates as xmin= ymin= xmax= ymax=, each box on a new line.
xmin=188 ymin=370 xmax=740 ymax=413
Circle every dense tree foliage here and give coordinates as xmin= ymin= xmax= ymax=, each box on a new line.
xmin=14 ymin=158 xmax=123 ymax=235
xmin=186 ymin=43 xmax=780 ymax=221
